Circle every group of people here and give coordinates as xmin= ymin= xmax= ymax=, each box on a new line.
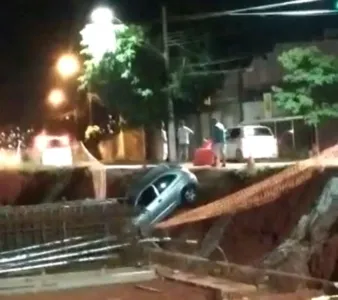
xmin=161 ymin=117 xmax=227 ymax=167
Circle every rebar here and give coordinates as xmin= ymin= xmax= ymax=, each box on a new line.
xmin=0 ymin=254 xmax=116 ymax=276
xmin=0 ymin=237 xmax=197 ymax=275
xmin=0 ymin=236 xmax=118 ymax=265
xmin=0 ymin=235 xmax=86 ymax=257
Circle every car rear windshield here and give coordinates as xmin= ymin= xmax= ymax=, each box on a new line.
xmin=48 ymin=139 xmax=62 ymax=147
xmin=244 ymin=127 xmax=272 ymax=137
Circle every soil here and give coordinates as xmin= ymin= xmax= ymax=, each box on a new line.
xmin=0 ymin=167 xmax=95 ymax=205
xmin=248 ymin=290 xmax=321 ymax=299
xmin=1 ymin=279 xmax=214 ymax=300
xmin=165 ymin=171 xmax=326 ymax=262
xmin=2 ymin=165 xmax=338 ymax=297
xmin=0 ymin=278 xmax=323 ymax=300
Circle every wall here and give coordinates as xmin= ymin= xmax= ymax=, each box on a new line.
xmin=98 ymin=128 xmax=146 ymax=163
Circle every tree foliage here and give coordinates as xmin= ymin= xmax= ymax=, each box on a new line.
xmin=272 ymin=46 xmax=338 ymax=125
xmin=169 ymin=40 xmax=224 ymax=116
xmin=79 ymin=25 xmax=168 ymax=126
xmin=78 ymin=25 xmax=224 ymax=126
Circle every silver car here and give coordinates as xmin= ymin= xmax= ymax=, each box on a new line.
xmin=126 ymin=164 xmax=198 ymax=235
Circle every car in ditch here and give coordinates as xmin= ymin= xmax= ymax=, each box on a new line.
xmin=125 ymin=164 xmax=198 ymax=235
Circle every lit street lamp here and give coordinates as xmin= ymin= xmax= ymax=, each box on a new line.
xmin=80 ymin=6 xmax=125 ymax=64
xmin=56 ymin=54 xmax=80 ymax=79
xmin=80 ymin=6 xmax=126 ymax=125
xmin=48 ymin=89 xmax=65 ymax=107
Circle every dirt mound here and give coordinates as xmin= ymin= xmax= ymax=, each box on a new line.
xmin=0 ymin=167 xmax=95 ymax=205
xmin=161 ymin=168 xmax=338 ymax=292
xmin=166 ymin=173 xmax=321 ymax=262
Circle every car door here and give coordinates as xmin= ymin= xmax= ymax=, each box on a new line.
xmin=149 ymin=174 xmax=178 ymax=225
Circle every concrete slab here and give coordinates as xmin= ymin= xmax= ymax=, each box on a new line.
xmin=0 ymin=267 xmax=156 ymax=295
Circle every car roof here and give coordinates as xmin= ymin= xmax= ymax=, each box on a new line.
xmin=228 ymin=125 xmax=270 ymax=130
xmin=127 ymin=164 xmax=181 ymax=199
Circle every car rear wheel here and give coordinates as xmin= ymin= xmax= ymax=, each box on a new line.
xmin=181 ymin=184 xmax=197 ymax=204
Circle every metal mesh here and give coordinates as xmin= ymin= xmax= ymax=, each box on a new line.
xmin=0 ymin=199 xmax=135 ymax=251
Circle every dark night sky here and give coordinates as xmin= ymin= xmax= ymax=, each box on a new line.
xmin=0 ymin=0 xmax=336 ymax=126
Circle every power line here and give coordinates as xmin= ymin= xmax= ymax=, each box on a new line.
xmin=168 ymin=0 xmax=321 ymax=22
xmin=230 ymin=9 xmax=338 ymax=17
xmin=185 ymin=68 xmax=252 ymax=76
xmin=186 ymin=57 xmax=250 ymax=68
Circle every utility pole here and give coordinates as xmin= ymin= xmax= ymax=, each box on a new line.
xmin=162 ymin=5 xmax=177 ymax=161
xmin=237 ymin=70 xmax=244 ymax=122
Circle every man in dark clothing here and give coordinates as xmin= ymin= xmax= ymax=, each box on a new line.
xmin=210 ymin=117 xmax=226 ymax=167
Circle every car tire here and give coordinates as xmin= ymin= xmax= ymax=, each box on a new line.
xmin=235 ymin=149 xmax=244 ymax=162
xmin=181 ymin=184 xmax=197 ymax=204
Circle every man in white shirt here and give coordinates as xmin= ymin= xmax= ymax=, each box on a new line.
xmin=177 ymin=120 xmax=194 ymax=162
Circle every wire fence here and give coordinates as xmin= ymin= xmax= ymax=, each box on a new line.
xmin=0 ymin=199 xmax=137 ymax=251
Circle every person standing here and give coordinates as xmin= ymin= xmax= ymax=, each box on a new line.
xmin=161 ymin=122 xmax=168 ymax=161
xmin=210 ymin=117 xmax=226 ymax=167
xmin=177 ymin=120 xmax=194 ymax=162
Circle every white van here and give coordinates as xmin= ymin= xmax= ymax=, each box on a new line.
xmin=226 ymin=125 xmax=278 ymax=161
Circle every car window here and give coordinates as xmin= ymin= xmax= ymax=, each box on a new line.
xmin=48 ymin=139 xmax=62 ymax=147
xmin=138 ymin=186 xmax=157 ymax=207
xmin=153 ymin=175 xmax=176 ymax=194
xmin=244 ymin=127 xmax=272 ymax=137
xmin=228 ymin=128 xmax=241 ymax=140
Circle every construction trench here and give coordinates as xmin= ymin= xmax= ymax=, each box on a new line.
xmin=1 ymin=160 xmax=338 ymax=298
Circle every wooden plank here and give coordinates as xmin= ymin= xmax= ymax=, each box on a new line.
xmin=195 ymin=216 xmax=230 ymax=259
xmin=148 ymin=249 xmax=335 ymax=292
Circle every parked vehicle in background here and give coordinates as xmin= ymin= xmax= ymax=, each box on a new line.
xmin=226 ymin=125 xmax=278 ymax=161
xmin=126 ymin=164 xmax=198 ymax=235
xmin=34 ymin=133 xmax=73 ymax=167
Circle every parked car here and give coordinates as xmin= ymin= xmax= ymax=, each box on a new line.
xmin=126 ymin=164 xmax=198 ymax=235
xmin=226 ymin=125 xmax=278 ymax=161
xmin=34 ymin=134 xmax=73 ymax=167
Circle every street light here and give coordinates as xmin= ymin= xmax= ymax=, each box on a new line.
xmin=48 ymin=89 xmax=65 ymax=107
xmin=80 ymin=6 xmax=126 ymax=125
xmin=80 ymin=6 xmax=126 ymax=64
xmin=56 ymin=54 xmax=80 ymax=79
xmin=90 ymin=6 xmax=114 ymax=24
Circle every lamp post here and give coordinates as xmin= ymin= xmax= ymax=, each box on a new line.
xmin=162 ymin=6 xmax=177 ymax=162
xmin=80 ymin=6 xmax=126 ymax=125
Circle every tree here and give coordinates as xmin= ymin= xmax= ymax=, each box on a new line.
xmin=169 ymin=37 xmax=225 ymax=116
xmin=79 ymin=25 xmax=225 ymax=126
xmin=272 ymin=46 xmax=338 ymax=125
xmin=79 ymin=25 xmax=166 ymax=127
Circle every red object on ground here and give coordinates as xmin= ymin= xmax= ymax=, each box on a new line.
xmin=193 ymin=139 xmax=214 ymax=166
